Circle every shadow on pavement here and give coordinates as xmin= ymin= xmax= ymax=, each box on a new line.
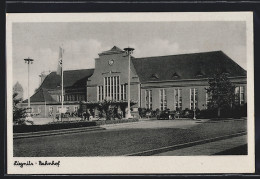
xmin=213 ymin=144 xmax=248 ymax=155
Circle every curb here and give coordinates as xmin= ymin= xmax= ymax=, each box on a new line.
xmin=126 ymin=131 xmax=247 ymax=156
xmin=13 ymin=126 xmax=105 ymax=139
xmin=100 ymin=120 xmax=144 ymax=127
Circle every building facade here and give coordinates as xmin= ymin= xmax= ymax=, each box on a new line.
xmin=22 ymin=46 xmax=247 ymax=118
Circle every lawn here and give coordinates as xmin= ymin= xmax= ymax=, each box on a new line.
xmin=13 ymin=119 xmax=247 ymax=157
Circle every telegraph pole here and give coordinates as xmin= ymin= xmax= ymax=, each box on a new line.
xmin=124 ymin=47 xmax=134 ymax=119
xmin=24 ymin=57 xmax=34 ymax=113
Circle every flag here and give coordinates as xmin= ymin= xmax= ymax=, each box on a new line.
xmin=57 ymin=46 xmax=64 ymax=76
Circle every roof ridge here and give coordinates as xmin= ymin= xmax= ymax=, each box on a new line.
xmin=134 ymin=50 xmax=223 ymax=60
xmin=63 ymin=68 xmax=95 ymax=72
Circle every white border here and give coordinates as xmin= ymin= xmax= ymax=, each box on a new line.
xmin=6 ymin=12 xmax=255 ymax=174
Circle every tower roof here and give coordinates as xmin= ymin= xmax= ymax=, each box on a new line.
xmin=98 ymin=46 xmax=125 ymax=56
xmin=38 ymin=68 xmax=95 ymax=90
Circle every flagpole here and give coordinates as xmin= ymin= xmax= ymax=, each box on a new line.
xmin=61 ymin=47 xmax=64 ymax=122
xmin=45 ymin=101 xmax=46 ymax=118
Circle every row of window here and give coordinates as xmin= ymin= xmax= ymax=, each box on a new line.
xmin=31 ymin=106 xmax=79 ymax=114
xmin=49 ymin=106 xmax=79 ymax=113
xmin=145 ymin=86 xmax=245 ymax=111
xmin=57 ymin=94 xmax=85 ymax=102
xmin=97 ymin=76 xmax=127 ymax=101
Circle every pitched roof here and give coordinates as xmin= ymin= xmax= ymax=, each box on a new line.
xmin=39 ymin=69 xmax=95 ymax=90
xmin=132 ymin=51 xmax=246 ymax=83
xmin=98 ymin=46 xmax=125 ymax=56
xmin=23 ymin=88 xmax=56 ymax=103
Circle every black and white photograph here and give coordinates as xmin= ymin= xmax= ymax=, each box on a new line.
xmin=6 ymin=12 xmax=254 ymax=174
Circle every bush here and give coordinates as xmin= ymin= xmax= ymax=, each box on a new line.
xmin=13 ymin=121 xmax=97 ymax=133
xmin=96 ymin=118 xmax=138 ymax=125
xmin=196 ymin=103 xmax=247 ymax=119
xmin=138 ymin=108 xmax=148 ymax=118
xmin=180 ymin=108 xmax=194 ymax=118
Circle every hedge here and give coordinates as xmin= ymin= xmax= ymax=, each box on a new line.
xmin=96 ymin=118 xmax=139 ymax=125
xmin=13 ymin=121 xmax=97 ymax=133
xmin=13 ymin=118 xmax=139 ymax=133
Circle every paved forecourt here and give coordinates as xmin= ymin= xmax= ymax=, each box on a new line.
xmin=13 ymin=119 xmax=247 ymax=157
xmin=154 ymin=134 xmax=247 ymax=156
xmin=102 ymin=118 xmax=208 ymax=130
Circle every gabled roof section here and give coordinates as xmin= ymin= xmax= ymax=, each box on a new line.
xmin=98 ymin=46 xmax=125 ymax=56
xmin=23 ymin=88 xmax=56 ymax=103
xmin=132 ymin=51 xmax=246 ymax=83
xmin=39 ymin=69 xmax=95 ymax=90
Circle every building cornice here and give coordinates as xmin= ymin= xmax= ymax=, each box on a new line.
xmin=141 ymin=76 xmax=247 ymax=84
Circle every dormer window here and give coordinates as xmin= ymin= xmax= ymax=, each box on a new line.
xmin=195 ymin=71 xmax=204 ymax=77
xmin=221 ymin=68 xmax=230 ymax=76
xmin=172 ymin=72 xmax=180 ymax=79
xmin=150 ymin=73 xmax=159 ymax=79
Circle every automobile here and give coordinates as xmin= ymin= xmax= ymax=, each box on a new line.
xmin=157 ymin=110 xmax=175 ymax=120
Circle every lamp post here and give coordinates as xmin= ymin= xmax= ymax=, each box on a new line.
xmin=24 ymin=57 xmax=34 ymax=113
xmin=193 ymin=88 xmax=196 ymax=120
xmin=124 ymin=47 xmax=134 ymax=119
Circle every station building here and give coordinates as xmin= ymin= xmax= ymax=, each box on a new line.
xmin=22 ymin=46 xmax=247 ymax=118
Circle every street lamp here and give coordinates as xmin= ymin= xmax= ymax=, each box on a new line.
xmin=124 ymin=47 xmax=134 ymax=119
xmin=193 ymin=88 xmax=196 ymax=120
xmin=24 ymin=57 xmax=34 ymax=113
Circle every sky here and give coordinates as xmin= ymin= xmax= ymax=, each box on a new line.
xmin=12 ymin=21 xmax=247 ymax=100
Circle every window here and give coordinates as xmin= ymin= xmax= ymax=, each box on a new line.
xmin=97 ymin=86 xmax=104 ymax=101
xmin=38 ymin=106 xmax=41 ymax=113
xmin=159 ymin=89 xmax=167 ymax=111
xmin=190 ymin=88 xmax=198 ymax=110
xmin=240 ymin=86 xmax=245 ymax=105
xmin=205 ymin=91 xmax=210 ymax=109
xmin=58 ymin=95 xmax=64 ymax=102
xmin=121 ymin=84 xmax=126 ymax=100
xmin=57 ymin=106 xmax=61 ymax=113
xmin=103 ymin=76 xmax=120 ymax=101
xmin=235 ymin=86 xmax=245 ymax=105
xmin=174 ymin=89 xmax=182 ymax=110
xmin=117 ymin=77 xmax=120 ymax=100
xmin=74 ymin=106 xmax=79 ymax=112
xmin=81 ymin=95 xmax=85 ymax=101
xmin=145 ymin=90 xmax=152 ymax=109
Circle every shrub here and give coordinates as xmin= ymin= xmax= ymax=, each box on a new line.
xmin=13 ymin=121 xmax=97 ymax=133
xmin=138 ymin=108 xmax=148 ymax=118
xmin=196 ymin=103 xmax=247 ymax=119
xmin=180 ymin=108 xmax=193 ymax=118
xmin=96 ymin=118 xmax=138 ymax=125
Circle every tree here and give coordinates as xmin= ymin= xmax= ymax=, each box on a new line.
xmin=97 ymin=100 xmax=111 ymax=120
xmin=206 ymin=72 xmax=235 ymax=118
xmin=13 ymin=92 xmax=27 ymax=124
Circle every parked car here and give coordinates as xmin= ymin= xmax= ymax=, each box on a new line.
xmin=157 ymin=110 xmax=175 ymax=120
